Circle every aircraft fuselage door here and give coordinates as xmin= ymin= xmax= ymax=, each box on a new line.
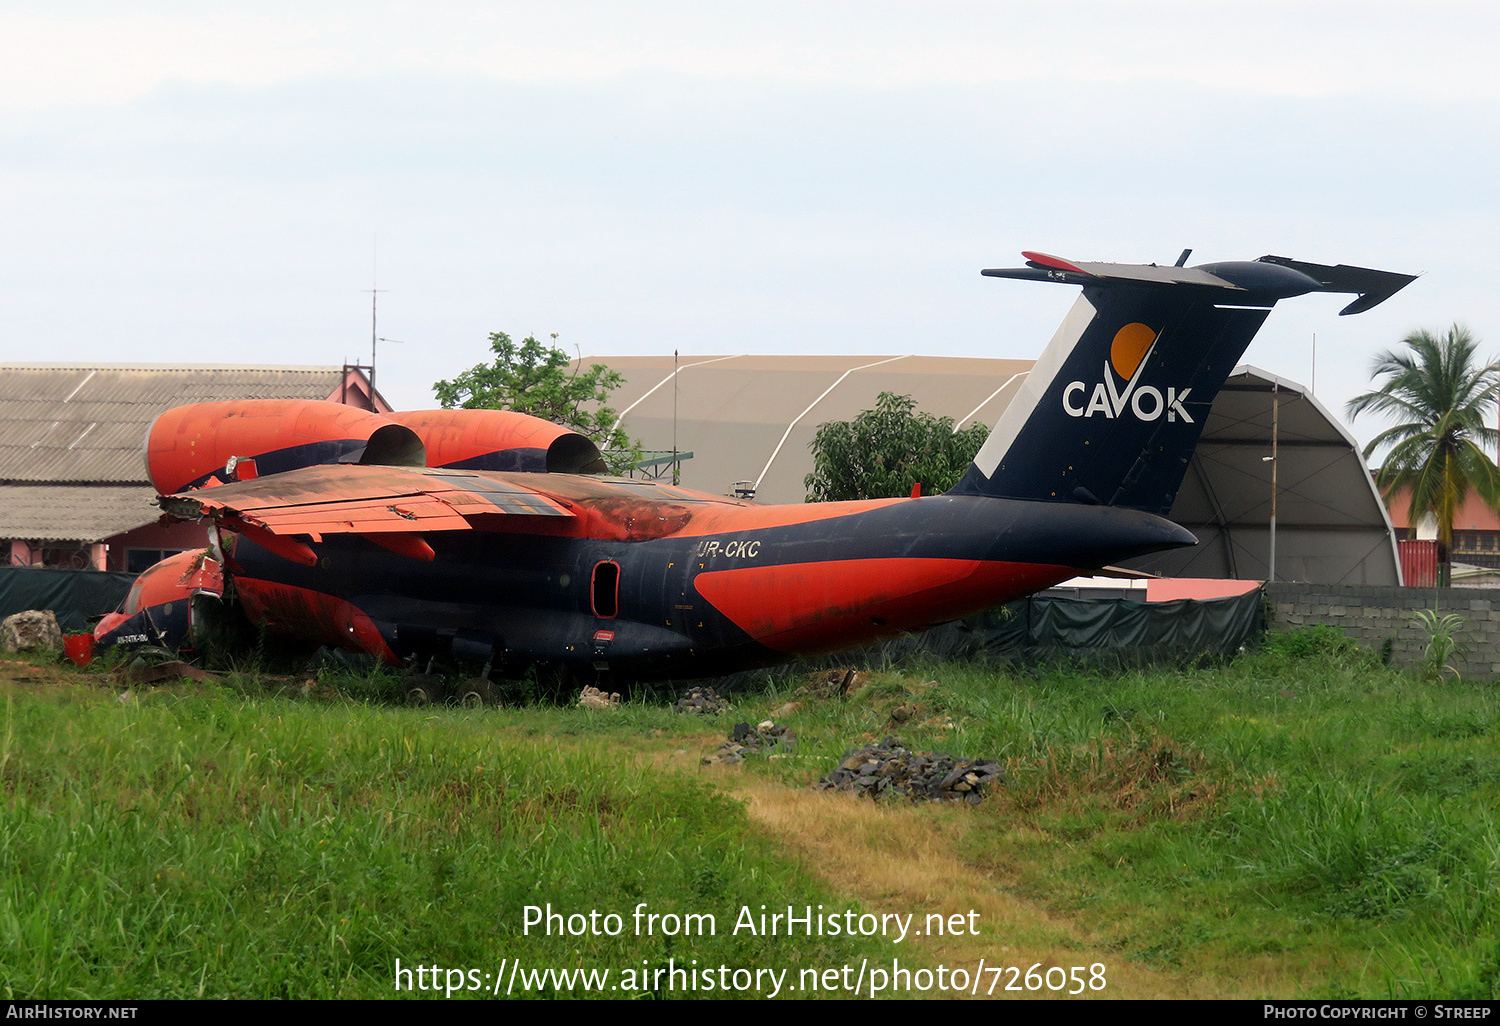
xmin=591 ymin=561 xmax=620 ymax=618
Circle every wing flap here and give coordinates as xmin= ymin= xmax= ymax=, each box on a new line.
xmin=161 ymin=463 xmax=574 ymax=537
xmin=229 ymin=497 xmax=475 ymax=533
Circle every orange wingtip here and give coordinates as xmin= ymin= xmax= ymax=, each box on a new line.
xmin=1021 ymin=251 xmax=1086 ymax=273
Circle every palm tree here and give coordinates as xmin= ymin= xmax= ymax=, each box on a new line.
xmin=1347 ymin=325 xmax=1500 ymax=586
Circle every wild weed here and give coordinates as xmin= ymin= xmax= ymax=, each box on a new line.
xmin=1413 ymin=609 xmax=1467 ymax=681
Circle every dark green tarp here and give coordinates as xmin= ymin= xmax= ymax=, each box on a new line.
xmin=918 ymin=588 xmax=1266 ymax=666
xmin=757 ymin=588 xmax=1267 ymax=679
xmin=0 ymin=567 xmax=136 ymax=633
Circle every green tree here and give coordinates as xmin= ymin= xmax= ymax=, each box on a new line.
xmin=804 ymin=391 xmax=988 ymax=502
xmin=1347 ymin=324 xmax=1500 ymax=587
xmin=433 ymin=332 xmax=641 ymax=472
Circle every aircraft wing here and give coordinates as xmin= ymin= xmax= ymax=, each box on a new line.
xmin=159 ymin=464 xmax=573 ymax=563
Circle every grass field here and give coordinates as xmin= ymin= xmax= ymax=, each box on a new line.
xmin=2 ymin=628 xmax=1498 ymax=1000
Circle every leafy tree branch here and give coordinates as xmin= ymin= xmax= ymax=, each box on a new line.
xmin=433 ymin=332 xmax=642 ymax=473
xmin=805 ymin=391 xmax=987 ymax=502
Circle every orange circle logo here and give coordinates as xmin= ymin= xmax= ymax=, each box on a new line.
xmin=1110 ymin=323 xmax=1157 ymax=380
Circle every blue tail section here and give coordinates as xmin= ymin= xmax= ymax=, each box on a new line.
xmin=948 ymin=252 xmax=1415 ymax=515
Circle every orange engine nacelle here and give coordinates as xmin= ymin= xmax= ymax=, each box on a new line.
xmin=387 ymin=409 xmax=607 ymax=475
xmin=146 ymin=400 xmax=605 ymax=494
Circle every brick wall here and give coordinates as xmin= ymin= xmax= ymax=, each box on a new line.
xmin=1267 ymin=582 xmax=1500 ymax=678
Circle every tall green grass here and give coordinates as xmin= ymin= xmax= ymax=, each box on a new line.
xmin=11 ymin=625 xmax=1500 ymax=999
xmin=716 ymin=628 xmax=1500 ymax=997
xmin=0 ymin=686 xmax=873 ymax=999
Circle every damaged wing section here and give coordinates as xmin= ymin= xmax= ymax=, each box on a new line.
xmin=160 ymin=464 xmax=575 ymax=564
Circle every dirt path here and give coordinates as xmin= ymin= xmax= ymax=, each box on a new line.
xmin=628 ymin=727 xmax=1246 ymax=998
xmin=723 ymin=773 xmax=1243 ymax=999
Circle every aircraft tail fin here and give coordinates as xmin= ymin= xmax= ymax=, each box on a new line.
xmin=947 ymin=251 xmax=1415 ymax=514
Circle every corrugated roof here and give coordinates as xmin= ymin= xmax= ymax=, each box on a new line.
xmin=0 ymin=365 xmax=356 ymax=484
xmin=0 ymin=484 xmax=163 ymax=543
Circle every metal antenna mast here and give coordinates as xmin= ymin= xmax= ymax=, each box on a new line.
xmin=358 ymin=288 xmax=387 ymax=396
xmin=673 ymin=349 xmax=679 ymax=485
xmin=361 ymin=242 xmax=387 ymax=396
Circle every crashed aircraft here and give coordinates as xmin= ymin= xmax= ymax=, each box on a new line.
xmin=95 ymin=251 xmax=1414 ymax=696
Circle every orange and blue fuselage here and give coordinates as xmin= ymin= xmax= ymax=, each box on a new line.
xmin=215 ymin=475 xmax=1191 ymax=679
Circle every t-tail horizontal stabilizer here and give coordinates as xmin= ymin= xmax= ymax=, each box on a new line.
xmin=949 ymin=250 xmax=1415 ymax=515
xmin=1254 ymin=256 xmax=1418 ymax=316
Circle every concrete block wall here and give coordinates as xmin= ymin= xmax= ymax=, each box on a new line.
xmin=1266 ymin=582 xmax=1500 ymax=678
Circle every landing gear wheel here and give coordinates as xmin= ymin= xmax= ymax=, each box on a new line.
xmin=456 ymin=678 xmax=498 ymax=709
xmin=404 ymin=673 xmax=446 ymax=706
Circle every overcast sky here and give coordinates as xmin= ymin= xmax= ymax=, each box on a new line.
xmin=2 ymin=2 xmax=1495 ymax=446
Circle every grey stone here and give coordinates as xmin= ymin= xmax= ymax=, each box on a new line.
xmin=815 ymin=738 xmax=1005 ymax=804
xmin=706 ymin=720 xmax=797 ymax=764
xmin=1 ymin=610 xmax=62 ymax=653
xmin=676 ymin=685 xmax=731 ymax=715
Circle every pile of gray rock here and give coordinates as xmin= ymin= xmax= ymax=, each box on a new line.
xmin=675 ymin=685 xmax=731 ymax=715
xmin=815 ymin=737 xmax=1005 ymax=804
xmin=703 ymin=720 xmax=797 ymax=765
xmin=0 ymin=611 xmax=62 ymax=654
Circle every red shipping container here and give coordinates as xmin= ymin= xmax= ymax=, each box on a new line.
xmin=1399 ymin=539 xmax=1438 ymax=587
